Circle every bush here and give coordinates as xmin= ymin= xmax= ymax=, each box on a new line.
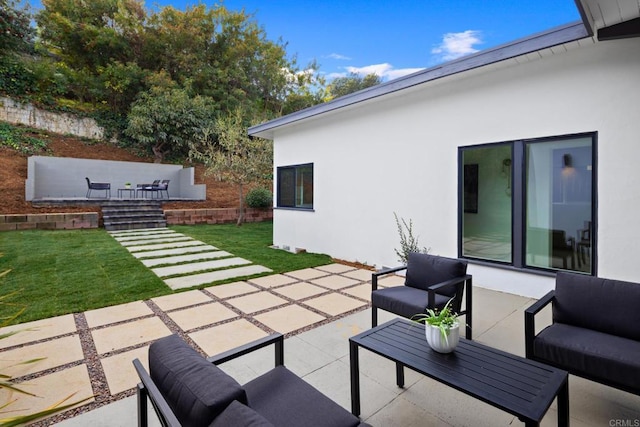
xmin=246 ymin=187 xmax=272 ymax=208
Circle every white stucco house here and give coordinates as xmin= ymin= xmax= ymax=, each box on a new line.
xmin=249 ymin=0 xmax=640 ymax=298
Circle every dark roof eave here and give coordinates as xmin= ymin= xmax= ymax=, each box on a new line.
xmin=249 ymin=21 xmax=590 ymax=140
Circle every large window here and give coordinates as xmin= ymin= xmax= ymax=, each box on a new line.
xmin=277 ymin=163 xmax=313 ymax=209
xmin=460 ymin=133 xmax=596 ymax=274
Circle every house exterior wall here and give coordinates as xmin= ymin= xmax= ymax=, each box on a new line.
xmin=271 ymin=37 xmax=640 ymax=298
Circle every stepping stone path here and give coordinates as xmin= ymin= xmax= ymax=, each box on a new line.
xmin=109 ymin=228 xmax=272 ymax=290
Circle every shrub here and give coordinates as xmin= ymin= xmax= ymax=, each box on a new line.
xmin=245 ymin=187 xmax=272 ymax=208
xmin=394 ymin=212 xmax=430 ymax=264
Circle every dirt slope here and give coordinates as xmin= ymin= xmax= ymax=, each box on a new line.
xmin=0 ymin=133 xmax=242 ymax=214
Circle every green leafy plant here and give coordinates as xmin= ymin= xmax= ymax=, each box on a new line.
xmin=411 ymin=299 xmax=459 ymax=341
xmin=394 ymin=212 xmax=430 ymax=264
xmin=245 ymin=187 xmax=272 ymax=209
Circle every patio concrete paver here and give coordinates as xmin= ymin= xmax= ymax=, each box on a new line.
xmin=141 ymin=251 xmax=231 ymax=267
xmin=0 ymin=365 xmax=94 ymax=420
xmin=0 ymin=314 xmax=76 ymax=349
xmin=0 ymin=335 xmax=83 ymax=378
xmin=248 ymin=273 xmax=298 ymax=288
xmin=91 ymin=317 xmax=171 ymax=354
xmin=377 ymin=274 xmax=406 ymax=286
xmin=341 ymin=283 xmax=373 ymax=301
xmin=130 ymin=245 xmax=217 ymax=259
xmin=125 ymin=240 xmax=205 ymax=252
xmin=163 ymin=265 xmax=272 ymax=290
xmin=151 ymin=257 xmax=251 ymax=277
xmin=254 ymin=304 xmax=326 ymax=334
xmin=342 ymin=268 xmax=375 ymax=281
xmin=271 ymin=282 xmax=327 ymax=300
xmin=316 ymin=263 xmax=356 ymax=274
xmin=303 ymin=293 xmax=367 ymax=316
xmin=151 ymin=290 xmax=213 ymax=311
xmin=166 ymin=302 xmax=237 ymax=331
xmin=189 ymin=319 xmax=268 ymax=356
xmin=225 ymin=292 xmax=288 ymax=314
xmin=119 ymin=236 xmax=193 ymax=247
xmin=113 ymin=232 xmax=181 ymax=242
xmin=309 ymin=274 xmax=361 ymax=290
xmin=285 ymin=268 xmax=329 ymax=281
xmin=84 ymin=301 xmax=153 ymax=328
xmin=204 ymin=281 xmax=260 ymax=298
xmin=101 ymin=346 xmax=149 ymax=396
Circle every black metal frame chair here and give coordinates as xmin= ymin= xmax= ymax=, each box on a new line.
xmin=371 ymin=253 xmax=473 ymax=339
xmin=85 ymin=177 xmax=111 ymax=198
xmin=136 ymin=180 xmax=160 ymax=198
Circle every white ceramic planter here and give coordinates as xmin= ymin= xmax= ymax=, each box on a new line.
xmin=425 ymin=322 xmax=460 ymax=353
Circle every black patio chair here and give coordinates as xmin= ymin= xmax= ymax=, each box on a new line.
xmin=371 ymin=252 xmax=473 ymax=339
xmin=85 ymin=177 xmax=111 ymax=198
xmin=136 ymin=180 xmax=160 ymax=198
xmin=156 ymin=179 xmax=170 ymax=199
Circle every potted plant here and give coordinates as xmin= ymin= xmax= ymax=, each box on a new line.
xmin=412 ymin=299 xmax=460 ymax=353
xmin=125 ymin=182 xmax=131 ymax=189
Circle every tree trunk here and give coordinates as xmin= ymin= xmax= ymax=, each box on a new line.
xmin=236 ymin=183 xmax=245 ymax=226
xmin=152 ymin=143 xmax=164 ymax=163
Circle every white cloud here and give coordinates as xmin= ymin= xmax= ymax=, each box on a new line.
xmin=431 ymin=30 xmax=483 ymax=62
xmin=345 ymin=63 xmax=424 ymax=80
xmin=326 ymin=53 xmax=352 ymax=60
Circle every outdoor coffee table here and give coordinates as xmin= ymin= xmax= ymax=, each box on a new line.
xmin=349 ymin=318 xmax=569 ymax=426
xmin=117 ymin=188 xmax=136 ymax=198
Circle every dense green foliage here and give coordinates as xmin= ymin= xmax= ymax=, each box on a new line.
xmin=0 ymin=222 xmax=332 ymax=325
xmin=245 ymin=187 xmax=273 ymax=208
xmin=327 ymin=72 xmax=382 ymax=99
xmin=0 ymin=123 xmax=50 ymax=155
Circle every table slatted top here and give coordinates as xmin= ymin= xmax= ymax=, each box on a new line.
xmin=350 ymin=318 xmax=567 ymax=422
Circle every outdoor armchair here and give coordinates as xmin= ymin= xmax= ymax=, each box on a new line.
xmin=85 ymin=177 xmax=110 ymax=198
xmin=371 ymin=253 xmax=472 ymax=339
xmin=136 ymin=180 xmax=160 ymax=198
xmin=134 ymin=333 xmax=371 ymax=427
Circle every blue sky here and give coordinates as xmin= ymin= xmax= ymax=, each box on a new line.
xmin=25 ymin=0 xmax=582 ymax=82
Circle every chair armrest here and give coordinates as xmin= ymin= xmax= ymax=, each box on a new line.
xmin=426 ymin=275 xmax=472 ymax=311
xmin=372 ymin=265 xmax=407 ymax=291
xmin=207 ymin=333 xmax=284 ymax=367
xmin=524 ymin=290 xmax=555 ymax=359
xmin=133 ymin=358 xmax=182 ymax=427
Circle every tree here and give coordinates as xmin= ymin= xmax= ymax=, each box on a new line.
xmin=326 ymin=72 xmax=381 ymax=100
xmin=189 ymin=107 xmax=273 ymax=225
xmin=0 ymin=0 xmax=34 ymax=55
xmin=125 ymin=83 xmax=217 ymax=163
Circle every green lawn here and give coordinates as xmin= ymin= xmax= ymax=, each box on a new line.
xmin=0 ymin=222 xmax=333 ymax=326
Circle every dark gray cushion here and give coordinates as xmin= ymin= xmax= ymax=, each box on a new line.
xmin=405 ymin=253 xmax=467 ymax=296
xmin=209 ymin=401 xmax=274 ymax=427
xmin=244 ymin=366 xmax=362 ymax=427
xmin=554 ymin=272 xmax=640 ymax=340
xmin=372 ymin=287 xmax=450 ymax=319
xmin=534 ymin=323 xmax=640 ymax=391
xmin=149 ymin=334 xmax=247 ymax=427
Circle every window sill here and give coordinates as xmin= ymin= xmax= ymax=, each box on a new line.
xmin=274 ymin=207 xmax=315 ymax=212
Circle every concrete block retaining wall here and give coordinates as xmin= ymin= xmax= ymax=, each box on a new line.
xmin=165 ymin=208 xmax=272 ymax=225
xmin=0 ymin=213 xmax=99 ymax=231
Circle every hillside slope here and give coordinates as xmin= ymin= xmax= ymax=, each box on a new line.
xmin=0 ymin=133 xmax=243 ymax=214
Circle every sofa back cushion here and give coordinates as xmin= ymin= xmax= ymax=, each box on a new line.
xmin=405 ymin=253 xmax=467 ymax=297
xmin=554 ymin=272 xmax=640 ymax=340
xmin=149 ymin=334 xmax=247 ymax=427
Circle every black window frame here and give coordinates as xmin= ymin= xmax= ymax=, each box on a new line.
xmin=276 ymin=163 xmax=314 ymax=210
xmin=458 ymin=132 xmax=597 ymax=275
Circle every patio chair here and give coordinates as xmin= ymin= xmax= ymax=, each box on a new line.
xmin=85 ymin=177 xmax=111 ymax=198
xmin=156 ymin=179 xmax=170 ymax=199
xmin=371 ymin=253 xmax=473 ymax=339
xmin=133 ymin=333 xmax=371 ymax=427
xmin=136 ymin=180 xmax=160 ymax=198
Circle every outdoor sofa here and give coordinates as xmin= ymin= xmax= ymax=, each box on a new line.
xmin=133 ymin=333 xmax=371 ymax=427
xmin=525 ymin=271 xmax=640 ymax=396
